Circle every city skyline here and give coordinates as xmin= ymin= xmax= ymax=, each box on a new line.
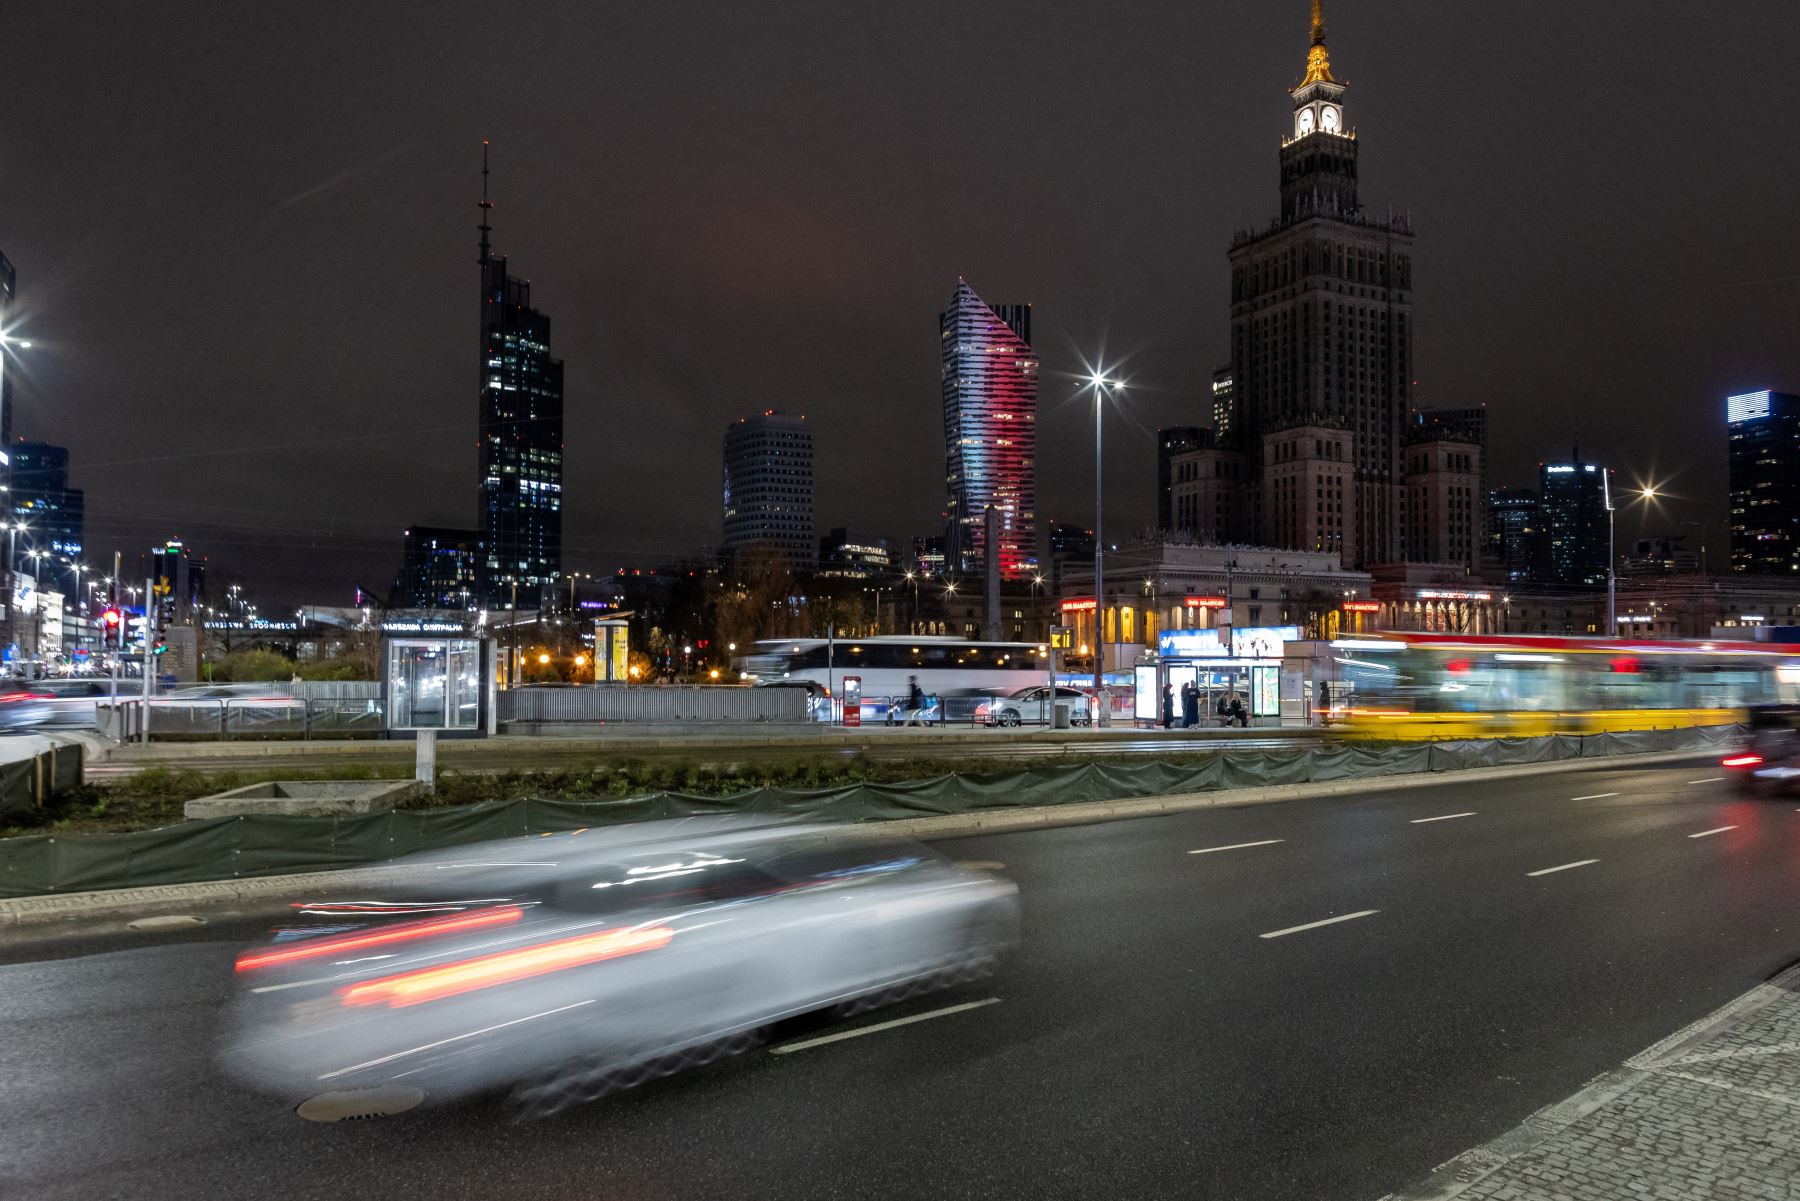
xmin=1 ymin=4 xmax=1797 ymax=602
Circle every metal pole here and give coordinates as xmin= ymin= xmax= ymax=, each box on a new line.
xmin=1093 ymin=383 xmax=1104 ymax=705
xmin=1604 ymin=470 xmax=1616 ymax=631
xmin=109 ymin=552 xmax=120 ymax=715
xmin=140 ymin=575 xmax=153 ymax=744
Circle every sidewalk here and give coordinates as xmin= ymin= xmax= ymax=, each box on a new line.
xmin=1382 ymin=963 xmax=1800 ymax=1200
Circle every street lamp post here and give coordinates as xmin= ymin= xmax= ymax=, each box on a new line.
xmin=1088 ymin=373 xmax=1124 ymax=709
xmin=1603 ymin=469 xmax=1616 ymax=632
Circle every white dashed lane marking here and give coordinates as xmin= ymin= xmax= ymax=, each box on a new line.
xmin=1410 ymin=812 xmax=1476 ymax=824
xmin=1686 ymin=777 xmax=1724 ymax=784
xmin=1189 ymin=840 xmax=1284 ymax=855
xmin=768 ymin=998 xmax=1001 ymax=1055
xmin=1688 ymin=826 xmax=1738 ymax=840
xmin=1258 ymin=910 xmax=1379 ymax=940
xmin=1527 ymin=859 xmax=1601 ymax=877
xmin=1571 ymin=793 xmax=1619 ymax=801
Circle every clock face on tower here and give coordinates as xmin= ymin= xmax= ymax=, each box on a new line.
xmin=1320 ymin=105 xmax=1340 ymax=132
xmin=1297 ymin=108 xmax=1315 ymax=136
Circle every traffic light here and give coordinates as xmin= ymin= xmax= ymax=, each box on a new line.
xmin=152 ymin=638 xmax=167 ymax=657
xmin=101 ymin=608 xmax=122 ymax=648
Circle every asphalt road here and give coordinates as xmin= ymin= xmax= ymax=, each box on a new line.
xmin=5 ymin=755 xmax=1797 ymax=1200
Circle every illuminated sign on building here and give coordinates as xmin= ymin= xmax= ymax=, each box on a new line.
xmin=1728 ymin=389 xmax=1773 ymax=424
xmin=380 ymin=618 xmax=467 ymax=634
xmin=1158 ymin=629 xmax=1224 ymax=658
xmin=1416 ymin=589 xmax=1493 ymax=602
xmin=1342 ymin=601 xmax=1381 ymax=613
xmin=1059 ymin=598 xmax=1097 ymax=612
xmin=1182 ymin=596 xmax=1227 ymax=608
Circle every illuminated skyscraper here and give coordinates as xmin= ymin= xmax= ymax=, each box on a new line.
xmin=1539 ymin=452 xmax=1611 ymax=587
xmin=1728 ymin=389 xmax=1800 ymax=574
xmin=941 ymin=279 xmax=1037 ymax=580
xmin=476 ymin=146 xmax=564 ymax=606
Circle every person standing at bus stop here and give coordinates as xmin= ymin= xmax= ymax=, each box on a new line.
xmin=1181 ymin=681 xmax=1200 ymax=729
xmin=905 ymin=675 xmax=925 ymax=726
xmin=1160 ymin=682 xmax=1174 ymax=729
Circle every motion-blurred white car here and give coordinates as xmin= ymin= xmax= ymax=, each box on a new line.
xmin=221 ymin=817 xmax=1018 ymax=1113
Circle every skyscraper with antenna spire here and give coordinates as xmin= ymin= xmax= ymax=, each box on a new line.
xmin=1225 ymin=0 xmax=1415 ymax=567
xmin=475 ymin=142 xmax=565 ymax=606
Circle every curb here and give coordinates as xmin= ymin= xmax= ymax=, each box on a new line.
xmin=0 ymin=748 xmax=1711 ymax=931
xmin=1374 ymin=961 xmax=1800 ymax=1200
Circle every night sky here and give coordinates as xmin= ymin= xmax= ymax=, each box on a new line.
xmin=5 ymin=2 xmax=1797 ymax=604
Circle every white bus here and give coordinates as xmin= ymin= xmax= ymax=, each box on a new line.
xmin=737 ymin=636 xmax=1055 ymax=722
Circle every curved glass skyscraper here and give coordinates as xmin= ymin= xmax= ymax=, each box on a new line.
xmin=940 ymin=279 xmax=1037 ymax=581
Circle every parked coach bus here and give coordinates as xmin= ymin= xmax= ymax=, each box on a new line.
xmin=736 ymin=636 xmax=1058 ymax=723
xmin=1330 ymin=631 xmax=1800 ymax=740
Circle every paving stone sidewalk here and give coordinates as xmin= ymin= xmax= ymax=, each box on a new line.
xmin=1382 ymin=964 xmax=1800 ymax=1200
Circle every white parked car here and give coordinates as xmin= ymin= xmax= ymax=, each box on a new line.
xmin=220 ymin=817 xmax=1019 ymax=1114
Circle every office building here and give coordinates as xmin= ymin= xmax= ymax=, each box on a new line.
xmin=1157 ymin=427 xmax=1205 ymax=531
xmin=9 ymin=441 xmax=84 ymax=570
xmin=1410 ymin=406 xmax=1488 ymax=451
xmin=1488 ymin=487 xmax=1541 ymax=583
xmin=1538 ymin=452 xmax=1612 ymax=587
xmin=144 ymin=540 xmax=206 ymax=625
xmin=1727 ymin=389 xmax=1800 ymax=574
xmin=1044 ymin=521 xmax=1094 ymax=591
xmin=477 ymin=149 xmax=564 ymax=606
xmin=1621 ymin=536 xmax=1702 ymax=577
xmin=910 ymin=534 xmax=947 ymax=579
xmin=397 ymin=526 xmax=481 ymax=609
xmin=940 ymin=279 xmax=1038 ymax=580
xmin=1226 ymin=1 xmax=1413 ymax=567
xmin=818 ymin=527 xmax=895 ymax=578
xmin=722 ymin=410 xmax=815 ymax=571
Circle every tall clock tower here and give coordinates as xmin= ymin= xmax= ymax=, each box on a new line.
xmin=1280 ymin=1 xmax=1358 ymax=221
xmin=1226 ymin=0 xmax=1415 ymax=567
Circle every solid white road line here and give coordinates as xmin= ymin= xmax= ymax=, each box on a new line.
xmin=1258 ymin=910 xmax=1379 ymax=940
xmin=1189 ymin=839 xmax=1285 ymax=855
xmin=1571 ymin=793 xmax=1619 ymax=801
xmin=767 ymin=998 xmax=1001 ymax=1055
xmin=1410 ymin=812 xmax=1476 ymax=824
xmin=1687 ymin=777 xmax=1724 ymax=784
xmin=1527 ymin=859 xmax=1600 ymax=877
xmin=1688 ymin=826 xmax=1738 ymax=839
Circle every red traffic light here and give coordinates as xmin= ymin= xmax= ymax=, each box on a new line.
xmin=102 ymin=608 xmax=122 ymax=627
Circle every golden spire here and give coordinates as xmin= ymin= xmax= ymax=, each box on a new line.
xmin=1300 ymin=0 xmax=1337 ymax=87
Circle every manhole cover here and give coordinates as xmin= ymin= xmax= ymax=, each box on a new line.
xmin=955 ymin=860 xmax=1006 ymax=871
xmin=126 ymin=915 xmax=207 ymax=932
xmin=296 ymin=1086 xmax=425 ymax=1123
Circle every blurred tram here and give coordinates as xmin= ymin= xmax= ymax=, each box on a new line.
xmin=1329 ymin=632 xmax=1800 ymax=739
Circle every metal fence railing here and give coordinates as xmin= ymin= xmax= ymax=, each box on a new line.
xmin=499 ymin=686 xmax=809 ymax=724
xmin=97 ymin=698 xmax=385 ymax=741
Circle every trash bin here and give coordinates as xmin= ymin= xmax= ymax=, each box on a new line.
xmin=1053 ymin=702 xmax=1071 ymax=730
xmin=1096 ymin=690 xmax=1112 ymax=728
